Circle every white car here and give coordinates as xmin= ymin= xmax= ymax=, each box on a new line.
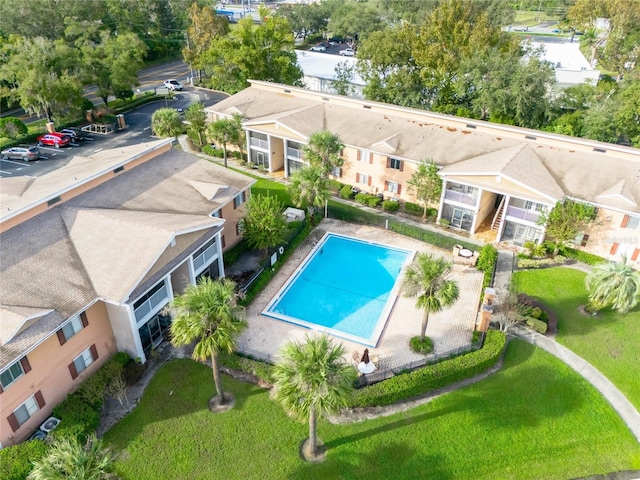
xmin=163 ymin=79 xmax=183 ymax=91
xmin=310 ymin=44 xmax=326 ymax=52
xmin=339 ymin=48 xmax=355 ymax=57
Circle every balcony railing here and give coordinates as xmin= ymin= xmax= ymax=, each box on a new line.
xmin=134 ymin=284 xmax=169 ymax=323
xmin=250 ymin=137 xmax=268 ymax=149
xmin=444 ymin=189 xmax=477 ymax=206
xmin=286 ymin=147 xmax=301 ymax=159
xmin=193 ymin=242 xmax=217 ymax=273
xmin=506 ymin=205 xmax=541 ymax=223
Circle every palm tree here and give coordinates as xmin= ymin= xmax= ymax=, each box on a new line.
xmin=272 ymin=334 xmax=356 ymax=462
xmin=28 ymin=435 xmax=116 ymax=480
xmin=151 ymin=107 xmax=182 ymax=137
xmin=288 ymin=165 xmax=330 ymax=223
xmin=169 ymin=277 xmax=247 ymax=409
xmin=585 ymin=256 xmax=640 ymax=313
xmin=402 ymin=253 xmax=460 ymax=342
xmin=303 ymin=130 xmax=344 ymax=176
xmin=207 ymin=117 xmax=240 ymax=168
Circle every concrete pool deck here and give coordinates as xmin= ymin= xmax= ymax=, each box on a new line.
xmin=236 ymin=219 xmax=484 ymax=371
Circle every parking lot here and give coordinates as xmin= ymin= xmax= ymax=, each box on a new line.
xmin=0 ymin=87 xmax=227 ymax=179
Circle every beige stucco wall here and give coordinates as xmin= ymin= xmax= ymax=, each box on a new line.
xmin=171 ymin=259 xmax=192 ymax=296
xmin=105 ymin=302 xmax=140 ymax=360
xmin=218 ymin=190 xmax=250 ymax=250
xmin=270 ymin=137 xmax=284 ymax=173
xmin=579 ymin=209 xmax=640 ymax=265
xmin=1 ymin=302 xmax=116 ymax=446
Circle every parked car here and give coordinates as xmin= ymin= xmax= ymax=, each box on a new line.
xmin=60 ymin=127 xmax=86 ymax=142
xmin=310 ymin=43 xmax=326 ymax=52
xmin=328 ymin=37 xmax=345 ymax=45
xmin=163 ymin=79 xmax=183 ymax=91
xmin=1 ymin=146 xmax=40 ymax=161
xmin=36 ymin=133 xmax=71 ymax=148
xmin=339 ymin=48 xmax=355 ymax=56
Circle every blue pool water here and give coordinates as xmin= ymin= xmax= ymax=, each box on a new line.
xmin=263 ymin=233 xmax=412 ymax=346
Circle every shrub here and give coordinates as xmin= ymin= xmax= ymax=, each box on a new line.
xmin=51 ymin=393 xmax=100 ymax=442
xmin=476 ymin=244 xmax=498 ymax=289
xmin=222 ymin=239 xmax=252 ymax=267
xmin=354 ymin=193 xmax=382 ymax=208
xmin=409 ymin=336 xmax=433 ymax=354
xmin=563 ymin=248 xmax=606 ymax=266
xmin=354 ymin=192 xmax=369 ymax=205
xmin=112 ymin=351 xmax=131 ymax=367
xmin=327 ymin=179 xmax=344 ymax=192
xmin=388 ymin=221 xmax=478 ymax=251
xmin=517 ymin=255 xmax=566 ymax=269
xmin=403 ymin=202 xmax=423 ymax=216
xmin=525 ymin=317 xmax=548 ymax=334
xmin=219 ymin=351 xmax=274 ymax=383
xmin=367 ymin=195 xmax=383 ymax=207
xmin=439 ymin=218 xmax=450 ymax=227
xmin=530 ymin=307 xmax=542 ymax=319
xmin=0 ymin=439 xmax=48 ymax=480
xmin=349 ymin=330 xmax=506 ymax=407
xmin=382 ymin=200 xmax=400 ymax=212
xmin=75 ymin=358 xmax=124 ymax=410
xmin=340 ymin=184 xmax=354 ymax=199
xmin=0 ymin=117 xmax=28 ymax=139
xmin=202 ymin=145 xmax=224 ymax=157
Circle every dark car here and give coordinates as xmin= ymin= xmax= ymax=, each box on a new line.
xmin=37 ymin=132 xmax=71 ymax=148
xmin=60 ymin=128 xmax=86 ymax=142
xmin=1 ymin=146 xmax=40 ymax=161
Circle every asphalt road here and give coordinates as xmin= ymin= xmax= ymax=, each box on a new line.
xmin=0 ymin=86 xmax=228 ymax=178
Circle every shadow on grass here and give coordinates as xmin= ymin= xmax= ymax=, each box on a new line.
xmin=289 ymin=441 xmax=452 ymax=480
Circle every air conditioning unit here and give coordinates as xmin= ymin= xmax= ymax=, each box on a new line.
xmin=40 ymin=417 xmax=61 ymax=433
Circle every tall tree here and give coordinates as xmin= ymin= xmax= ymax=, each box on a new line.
xmin=328 ymin=1 xmax=385 ymax=50
xmin=277 ymin=2 xmax=329 ymax=41
xmin=538 ymin=200 xmax=597 ymax=256
xmin=230 ymin=114 xmax=246 ymax=161
xmin=402 ymin=253 xmax=459 ymax=342
xmin=151 ymin=107 xmax=182 ymax=137
xmin=333 ymin=61 xmax=355 ymax=97
xmin=185 ymin=102 xmax=207 ymax=148
xmin=407 ymin=160 xmax=442 ymax=219
xmin=241 ymin=194 xmax=287 ymax=257
xmin=183 ymin=3 xmax=229 ymax=81
xmin=207 ymin=117 xmax=240 ymax=168
xmin=585 ymin=256 xmax=640 ymax=313
xmin=27 ymin=435 xmax=116 ymax=480
xmin=303 ymin=130 xmax=344 ymax=176
xmin=170 ymin=277 xmax=247 ymax=409
xmin=272 ymin=333 xmax=356 ymax=462
xmin=287 ymin=166 xmax=330 ymax=223
xmin=1 ymin=37 xmax=84 ymax=123
xmin=201 ymin=7 xmax=303 ymax=94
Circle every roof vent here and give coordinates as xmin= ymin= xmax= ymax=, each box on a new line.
xmin=113 ymin=166 xmax=124 ymax=174
xmin=525 ymin=135 xmax=537 ymax=140
xmin=284 ymin=89 xmax=291 ymax=93
xmin=363 ymin=105 xmax=371 ymax=109
xmin=47 ymin=196 xmax=61 ymax=207
xmin=593 ymin=147 xmax=607 ymax=153
xmin=465 ymin=124 xmax=476 ymax=129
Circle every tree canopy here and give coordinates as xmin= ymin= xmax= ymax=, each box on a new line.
xmin=241 ymin=194 xmax=287 ymax=256
xmin=538 ymin=200 xmax=597 ymax=255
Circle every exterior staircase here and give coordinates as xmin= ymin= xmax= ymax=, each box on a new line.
xmin=491 ymin=197 xmax=506 ymax=231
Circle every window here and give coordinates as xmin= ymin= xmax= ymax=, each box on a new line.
xmin=0 ymin=357 xmax=30 ymax=391
xmin=524 ymin=201 xmax=544 ymax=212
xmin=69 ymin=345 xmax=98 ymax=379
xmin=233 ymin=191 xmax=246 ymax=209
xmin=356 ymin=173 xmax=369 ymax=185
xmin=57 ymin=312 xmax=87 ymax=345
xmin=357 ymin=150 xmax=371 ymax=162
xmin=622 ymin=215 xmax=640 ymax=229
xmin=331 ymin=166 xmax=342 ymax=178
xmin=385 ymin=181 xmax=401 ymax=194
xmin=9 ymin=392 xmax=45 ymax=431
xmin=388 ymin=158 xmax=403 ymax=170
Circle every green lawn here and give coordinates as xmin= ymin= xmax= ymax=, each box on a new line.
xmin=104 ymin=341 xmax=640 ymax=480
xmin=512 ymin=267 xmax=640 ymax=410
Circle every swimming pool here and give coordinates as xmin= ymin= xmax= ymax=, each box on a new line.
xmin=263 ymin=233 xmax=413 ymax=346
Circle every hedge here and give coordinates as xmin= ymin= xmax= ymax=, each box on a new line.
xmin=219 ymin=351 xmax=275 ymax=383
xmin=348 ymin=330 xmax=506 ymax=407
xmin=0 ymin=439 xmax=48 ymax=480
xmin=339 ymin=184 xmax=354 ymax=199
xmin=517 ymin=255 xmax=566 ymax=269
xmin=382 ymin=200 xmax=400 ymax=212
xmin=526 ymin=317 xmax=548 ymax=334
xmin=51 ymin=392 xmax=100 ymax=442
xmin=476 ymin=244 xmax=498 ymax=289
xmin=388 ymin=220 xmax=479 ymax=251
xmin=563 ymin=248 xmax=606 ymax=266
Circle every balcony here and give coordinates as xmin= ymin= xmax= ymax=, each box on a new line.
xmin=286 ymin=147 xmax=301 ymax=159
xmin=134 ymin=284 xmax=169 ymax=323
xmin=444 ymin=189 xmax=478 ymax=206
xmin=505 ymin=205 xmax=541 ymax=224
xmin=250 ymin=137 xmax=268 ymax=149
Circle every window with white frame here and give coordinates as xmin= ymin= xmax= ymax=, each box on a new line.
xmin=524 ymin=200 xmax=544 ymax=211
xmin=356 ymin=173 xmax=369 ymax=185
xmin=358 ymin=149 xmax=371 ymax=162
xmin=233 ymin=191 xmax=246 ymax=209
xmin=624 ymin=215 xmax=640 ymax=229
xmin=386 ymin=181 xmax=399 ymax=193
xmin=58 ymin=313 xmax=86 ymax=345
xmin=1 ymin=360 xmax=25 ymax=390
xmin=72 ymin=346 xmax=95 ymax=376
xmin=13 ymin=394 xmax=40 ymax=427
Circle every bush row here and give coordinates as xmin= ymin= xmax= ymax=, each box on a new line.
xmin=218 ymin=352 xmax=275 ymax=384
xmin=525 ymin=317 xmax=548 ymax=334
xmin=387 ymin=220 xmax=479 ymax=251
xmin=382 ymin=200 xmax=400 ymax=212
xmin=563 ymin=247 xmax=606 ymax=266
xmin=355 ymin=192 xmax=383 ymax=208
xmin=476 ymin=244 xmax=498 ymax=289
xmin=0 ymin=437 xmax=48 ymax=480
xmin=517 ymin=255 xmax=566 ymax=269
xmin=348 ymin=330 xmax=506 ymax=407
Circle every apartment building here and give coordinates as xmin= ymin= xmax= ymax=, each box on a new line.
xmin=206 ymin=81 xmax=640 ymax=264
xmin=0 ymin=139 xmax=254 ymax=446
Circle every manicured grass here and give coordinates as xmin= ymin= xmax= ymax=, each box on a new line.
xmin=104 ymin=341 xmax=640 ymax=479
xmin=512 ymin=267 xmax=640 ymax=410
xmin=251 ymin=177 xmax=292 ymax=207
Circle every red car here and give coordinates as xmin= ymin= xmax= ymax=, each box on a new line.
xmin=37 ymin=132 xmax=71 ymax=148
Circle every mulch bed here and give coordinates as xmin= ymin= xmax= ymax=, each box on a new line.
xmin=516 ymin=293 xmax=558 ymax=336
